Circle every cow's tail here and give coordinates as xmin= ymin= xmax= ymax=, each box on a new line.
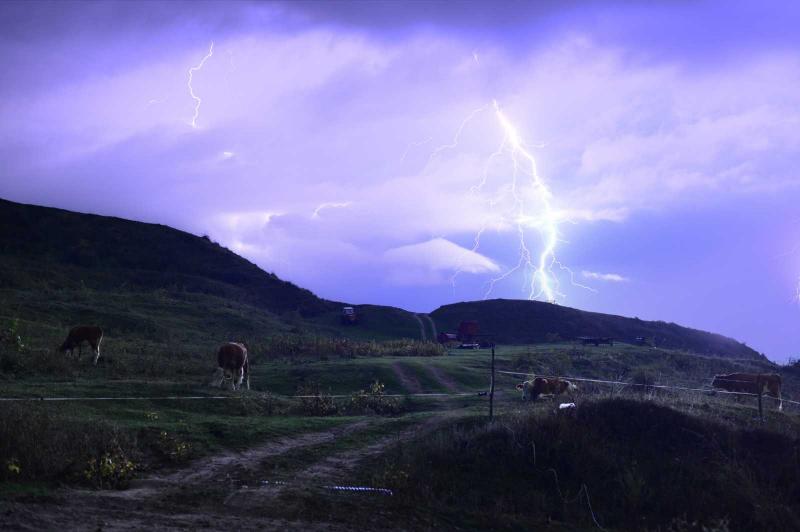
xmin=244 ymin=353 xmax=250 ymax=391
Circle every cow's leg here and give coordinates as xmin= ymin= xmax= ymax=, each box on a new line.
xmin=234 ymin=367 xmax=244 ymax=391
xmin=773 ymin=388 xmax=783 ymax=411
xmin=92 ymin=337 xmax=102 ymax=365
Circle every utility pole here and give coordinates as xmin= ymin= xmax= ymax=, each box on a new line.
xmin=489 ymin=340 xmax=495 ymax=420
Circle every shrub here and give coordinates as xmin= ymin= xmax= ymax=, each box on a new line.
xmin=152 ymin=431 xmax=192 ymax=463
xmin=295 ymin=382 xmax=338 ymax=416
xmin=348 ymin=381 xmax=402 ymax=416
xmin=83 ymin=446 xmax=136 ymax=489
xmin=0 ymin=318 xmax=25 ymax=352
xmin=0 ymin=403 xmax=138 ymax=485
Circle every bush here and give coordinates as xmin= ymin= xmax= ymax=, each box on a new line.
xmin=295 ymin=382 xmax=338 ymax=416
xmin=0 ymin=318 xmax=25 ymax=352
xmin=151 ymin=430 xmax=192 ymax=463
xmin=0 ymin=403 xmax=138 ymax=486
xmin=83 ymin=447 xmax=136 ymax=489
xmin=347 ymin=381 xmax=402 ymax=416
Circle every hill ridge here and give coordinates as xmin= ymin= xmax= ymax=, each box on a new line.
xmin=0 ymin=197 xmax=763 ymax=359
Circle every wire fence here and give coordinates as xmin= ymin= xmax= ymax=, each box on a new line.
xmin=496 ymin=369 xmax=800 ymax=406
xmin=0 ymin=369 xmax=796 ymax=406
xmin=0 ymin=391 xmax=483 ymax=402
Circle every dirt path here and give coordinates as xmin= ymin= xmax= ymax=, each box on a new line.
xmin=391 ymin=361 xmax=423 ymax=393
xmin=115 ymin=420 xmax=372 ymax=498
xmin=412 ymin=313 xmax=427 ymax=341
xmin=420 ymin=314 xmax=437 ymax=339
xmin=0 ymin=421 xmax=375 ymax=531
xmin=1 ymin=412 xmax=460 ymax=531
xmin=427 ymin=365 xmax=460 ymax=393
xmin=249 ymin=413 xmax=450 ymax=505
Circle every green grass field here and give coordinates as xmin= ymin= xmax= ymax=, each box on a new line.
xmin=2 ymin=198 xmax=799 ymax=530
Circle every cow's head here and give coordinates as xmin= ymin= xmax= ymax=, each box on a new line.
xmin=208 ymin=367 xmax=226 ymax=388
xmin=516 ymin=380 xmax=538 ymax=401
xmin=57 ymin=339 xmax=73 ymax=353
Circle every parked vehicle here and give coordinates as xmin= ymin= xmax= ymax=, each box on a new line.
xmin=341 ymin=306 xmax=358 ymax=325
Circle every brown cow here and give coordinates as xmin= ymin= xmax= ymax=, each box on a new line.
xmin=211 ymin=342 xmax=250 ymax=391
xmin=516 ymin=377 xmax=577 ymax=402
xmin=59 ymin=326 xmax=103 ymax=365
xmin=711 ymin=373 xmax=782 ymax=411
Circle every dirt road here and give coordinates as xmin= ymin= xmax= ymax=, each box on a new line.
xmin=1 ymin=415 xmax=451 ymax=531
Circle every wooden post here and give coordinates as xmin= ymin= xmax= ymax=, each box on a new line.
xmin=489 ymin=342 xmax=495 ymax=421
xmin=756 ymin=373 xmax=764 ymax=421
xmin=758 ymin=391 xmax=763 ymax=421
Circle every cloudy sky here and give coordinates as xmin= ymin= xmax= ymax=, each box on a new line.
xmin=1 ymin=1 xmax=799 ymax=361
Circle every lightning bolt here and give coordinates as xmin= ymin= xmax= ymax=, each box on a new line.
xmin=796 ymin=277 xmax=800 ymax=303
xmin=425 ymin=99 xmax=593 ymax=303
xmin=188 ymin=42 xmax=215 ymax=128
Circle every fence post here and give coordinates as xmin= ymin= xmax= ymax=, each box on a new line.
xmin=489 ymin=342 xmax=495 ymax=421
xmin=758 ymin=391 xmax=763 ymax=421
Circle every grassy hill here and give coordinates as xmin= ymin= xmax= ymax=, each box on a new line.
xmin=0 ymin=198 xmax=764 ymax=363
xmin=431 ymin=298 xmax=764 ymax=360
xmin=0 ymin=196 xmax=796 ymax=530
xmin=0 ymin=198 xmax=426 ymax=353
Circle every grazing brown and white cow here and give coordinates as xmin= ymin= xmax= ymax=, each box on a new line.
xmin=711 ymin=372 xmax=783 ymax=411
xmin=211 ymin=342 xmax=250 ymax=391
xmin=516 ymin=377 xmax=578 ymax=402
xmin=58 ymin=325 xmax=104 ymax=365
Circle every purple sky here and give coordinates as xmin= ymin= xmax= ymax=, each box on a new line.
xmin=1 ymin=1 xmax=799 ymax=361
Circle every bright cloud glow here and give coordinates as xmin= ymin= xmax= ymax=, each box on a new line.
xmin=2 ymin=1 xmax=799 ymax=358
xmin=582 ymin=271 xmax=630 ymax=283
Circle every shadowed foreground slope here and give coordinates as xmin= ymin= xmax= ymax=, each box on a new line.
xmin=375 ymin=398 xmax=800 ymax=530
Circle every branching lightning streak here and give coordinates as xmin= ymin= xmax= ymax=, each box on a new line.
xmin=188 ymin=42 xmax=215 ymax=128
xmin=429 ymin=100 xmax=594 ymax=303
xmin=796 ymin=277 xmax=800 ymax=304
xmin=425 ymin=105 xmax=488 ymax=168
xmin=400 ymin=137 xmax=433 ymax=162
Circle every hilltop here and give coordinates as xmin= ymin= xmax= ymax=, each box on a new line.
xmin=0 ymin=198 xmax=764 ymax=360
xmin=0 ymin=198 xmax=423 ymax=346
xmin=432 ymin=299 xmax=764 ymax=360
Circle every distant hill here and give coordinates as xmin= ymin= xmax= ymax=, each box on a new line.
xmin=0 ymin=198 xmax=423 ymax=346
xmin=0 ymin=198 xmax=329 ymax=317
xmin=0 ymin=198 xmax=764 ymax=360
xmin=431 ymin=299 xmax=764 ymax=360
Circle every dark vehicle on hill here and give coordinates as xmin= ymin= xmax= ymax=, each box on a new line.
xmin=634 ymin=336 xmax=653 ymax=346
xmin=341 ymin=306 xmax=358 ymax=325
xmin=578 ymin=336 xmax=614 ymax=346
